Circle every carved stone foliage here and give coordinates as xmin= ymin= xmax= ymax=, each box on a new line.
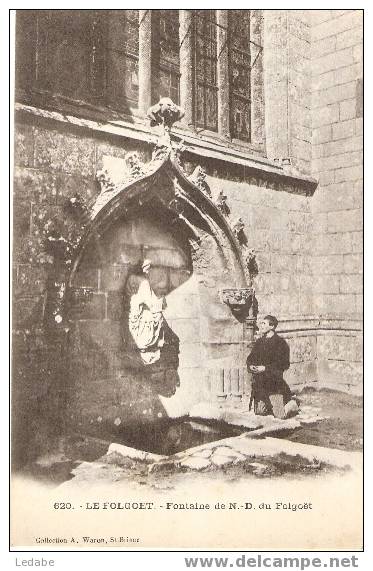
xmin=189 ymin=166 xmax=211 ymax=198
xmin=221 ymin=287 xmax=258 ymax=322
xmin=215 ymin=190 xmax=230 ymax=217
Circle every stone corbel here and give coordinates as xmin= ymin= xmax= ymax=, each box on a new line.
xmin=221 ymin=287 xmax=256 ymax=320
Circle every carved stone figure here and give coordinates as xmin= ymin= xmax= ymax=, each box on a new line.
xmin=127 ymin=259 xmax=167 ymax=365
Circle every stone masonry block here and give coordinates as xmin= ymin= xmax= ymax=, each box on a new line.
xmin=298 ymin=274 xmax=314 ymax=294
xmin=254 ymin=252 xmax=271 ymax=273
xmin=254 ymin=273 xmax=274 ymax=295
xmin=343 ymin=254 xmax=363 ymax=274
xmin=13 ymin=296 xmax=44 ymax=328
xmin=353 ymin=44 xmax=363 ymax=64
xmin=14 ymin=167 xmax=58 ymax=204
xmin=313 ymin=232 xmax=352 ymax=255
xmin=336 ymin=64 xmax=362 ymax=86
xmin=313 ymin=11 xmax=362 ymax=41
xmin=332 ymin=119 xmax=355 ymax=140
xmin=72 ymin=267 xmax=99 ymax=290
xmin=355 ymin=117 xmax=362 ymax=135
xmin=164 ymin=293 xmax=199 ymax=319
xmin=284 ymin=361 xmax=317 ymax=387
xmin=14 ymin=123 xmax=34 ymax=168
xmin=14 ymin=264 xmax=48 ymax=296
xmin=166 ymin=319 xmax=200 ymax=343
xmin=350 ymin=231 xmax=363 ymax=253
xmin=327 ymin=209 xmax=362 ymax=232
xmin=34 ymin=128 xmax=95 ymax=177
xmin=179 ymin=343 xmax=202 ymax=368
xmin=323 ymin=136 xmax=363 ymax=157
xmin=312 ymin=35 xmax=337 ymax=59
xmin=77 ymin=320 xmax=122 ymax=350
xmin=317 ymin=171 xmax=335 ymax=186
xmin=336 ymin=25 xmax=363 ymax=50
xmin=312 ymin=48 xmax=354 ymax=75
xmin=271 ymin=254 xmax=297 ymax=274
xmin=334 ymin=165 xmax=362 ymax=183
xmin=340 ymin=274 xmax=363 ymax=294
xmin=291 ymin=138 xmax=311 ymax=163
xmin=100 ymin=264 xmax=130 ymax=292
xmin=200 ymin=317 xmax=243 ymax=344
xmin=289 ymin=336 xmax=317 ymax=363
xmin=313 ymin=82 xmax=356 ymax=108
xmin=312 ymin=125 xmax=332 ymax=145
xmin=312 ymin=255 xmax=344 ymax=275
xmin=70 ymin=292 xmax=106 ymax=321
xmin=317 ymin=360 xmax=362 ymax=391
xmin=339 ymin=99 xmax=357 ymax=121
xmin=107 ymin=292 xmax=123 ymax=321
xmin=312 ymin=104 xmax=339 ymax=128
xmin=317 ymin=334 xmax=362 ymax=362
xmin=313 ymin=275 xmax=340 ymax=294
xmin=314 ymin=293 xmax=356 ymax=315
xmin=356 ymin=294 xmax=363 ymax=315
xmin=313 ymin=151 xmax=361 ymax=173
xmin=296 ymin=255 xmax=313 ymax=274
xmin=312 ymin=184 xmax=359 ymax=213
xmin=312 ymin=70 xmax=336 ymax=91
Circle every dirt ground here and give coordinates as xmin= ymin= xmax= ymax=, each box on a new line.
xmin=286 ymin=387 xmax=363 ymax=451
xmin=19 ymin=388 xmax=363 ymax=488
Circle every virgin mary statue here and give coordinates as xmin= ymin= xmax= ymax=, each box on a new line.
xmin=127 ymin=259 xmax=167 ymax=365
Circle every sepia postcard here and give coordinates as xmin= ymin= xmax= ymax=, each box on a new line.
xmin=11 ymin=8 xmax=363 ymax=551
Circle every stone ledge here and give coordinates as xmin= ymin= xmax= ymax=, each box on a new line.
xmin=15 ymin=102 xmax=318 ymax=195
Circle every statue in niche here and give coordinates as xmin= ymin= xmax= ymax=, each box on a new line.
xmin=126 ymin=259 xmax=167 ymax=365
xmin=121 ymin=259 xmax=181 ymax=398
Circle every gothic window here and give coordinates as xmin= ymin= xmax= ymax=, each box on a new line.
xmin=15 ymin=10 xmax=264 ymax=148
xmin=228 ymin=10 xmax=251 ymax=142
xmin=106 ymin=9 xmax=139 ymax=109
xmin=35 ymin=11 xmax=96 ymax=102
xmin=153 ymin=10 xmax=180 ymax=104
xmin=193 ymin=10 xmax=218 ymax=132
xmin=15 ymin=11 xmax=37 ymax=91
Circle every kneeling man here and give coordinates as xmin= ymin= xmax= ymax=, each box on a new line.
xmin=247 ymin=315 xmax=298 ymax=419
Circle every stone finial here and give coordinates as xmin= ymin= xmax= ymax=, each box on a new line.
xmin=147 ymin=98 xmax=185 ymax=132
xmin=190 ymin=166 xmax=212 ymax=198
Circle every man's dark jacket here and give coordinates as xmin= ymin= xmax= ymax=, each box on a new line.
xmin=246 ymin=332 xmax=292 ymax=399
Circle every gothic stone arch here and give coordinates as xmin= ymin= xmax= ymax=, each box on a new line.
xmin=54 ymin=132 xmax=256 ymax=439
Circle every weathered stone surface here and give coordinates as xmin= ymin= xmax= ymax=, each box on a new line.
xmin=180 ymin=457 xmax=210 ymax=470
xmin=289 ymin=336 xmax=317 ymax=363
xmin=211 ymin=453 xmax=234 ymax=467
xmin=34 ymin=128 xmax=95 ymax=177
xmin=14 ymin=124 xmax=34 ymax=168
